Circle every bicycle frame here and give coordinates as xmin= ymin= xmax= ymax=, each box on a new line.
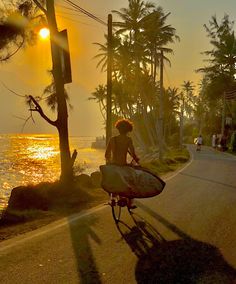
xmin=109 ymin=193 xmax=132 ymax=223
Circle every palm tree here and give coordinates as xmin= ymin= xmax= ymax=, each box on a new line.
xmin=112 ymin=1 xmax=179 ymax=148
xmin=199 ymin=15 xmax=236 ymax=99
xmin=93 ymin=0 xmax=179 ymax=151
xmin=112 ymin=0 xmax=155 ymax=81
xmin=140 ymin=8 xmax=179 ymax=82
xmin=181 ymin=80 xmax=195 ymax=118
xmin=112 ymin=0 xmax=154 ymax=42
xmin=163 ymin=87 xmax=180 ymax=139
xmin=179 ymin=81 xmax=195 ymax=147
xmin=89 ymin=85 xmax=107 ymax=121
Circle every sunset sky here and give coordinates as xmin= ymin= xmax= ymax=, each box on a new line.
xmin=0 ymin=0 xmax=236 ymax=136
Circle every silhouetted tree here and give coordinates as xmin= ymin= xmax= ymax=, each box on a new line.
xmin=0 ymin=0 xmax=45 ymax=61
xmin=93 ymin=0 xmax=179 ymax=152
xmin=198 ymin=15 xmax=236 ymax=98
xmin=197 ymin=14 xmax=236 ymax=136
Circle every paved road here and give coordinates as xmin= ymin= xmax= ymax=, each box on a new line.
xmin=1 ymin=145 xmax=236 ymax=283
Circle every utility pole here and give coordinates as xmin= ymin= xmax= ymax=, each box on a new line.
xmin=159 ymin=49 xmax=164 ymax=160
xmin=106 ymin=14 xmax=112 ymax=146
xmin=46 ymin=0 xmax=73 ymax=182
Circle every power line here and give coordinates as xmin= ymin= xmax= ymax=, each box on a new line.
xmin=56 ymin=4 xmax=91 ymax=18
xmin=62 ymin=0 xmax=107 ymax=26
xmin=69 ymin=0 xmax=107 ymax=21
xmin=56 ymin=7 xmax=90 ymax=18
xmin=57 ymin=14 xmax=99 ymax=27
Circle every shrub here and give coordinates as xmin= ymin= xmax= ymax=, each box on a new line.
xmin=230 ymin=132 xmax=236 ymax=152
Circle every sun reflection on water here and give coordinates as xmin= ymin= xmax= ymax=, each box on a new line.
xmin=27 ymin=146 xmax=59 ymax=160
xmin=0 ymin=134 xmax=105 ymax=213
xmin=7 ymin=134 xmax=61 ymax=186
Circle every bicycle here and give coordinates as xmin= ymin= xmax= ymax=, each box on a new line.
xmin=108 ymin=193 xmax=134 ymax=223
xmin=101 ymin=162 xmax=165 ymax=224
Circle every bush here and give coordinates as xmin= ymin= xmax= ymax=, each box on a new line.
xmin=167 ymin=133 xmax=180 ymax=147
xmin=230 ymin=132 xmax=236 ymax=152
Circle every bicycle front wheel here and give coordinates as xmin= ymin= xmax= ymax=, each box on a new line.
xmin=112 ymin=203 xmax=121 ymax=223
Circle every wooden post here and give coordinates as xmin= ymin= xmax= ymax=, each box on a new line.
xmin=106 ymin=14 xmax=113 ymax=146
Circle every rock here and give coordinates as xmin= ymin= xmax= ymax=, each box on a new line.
xmin=7 ymin=186 xmax=49 ymax=211
xmin=0 ymin=210 xmax=26 ymax=225
xmin=75 ymin=174 xmax=93 ymax=187
xmin=90 ymin=171 xmax=102 ymax=188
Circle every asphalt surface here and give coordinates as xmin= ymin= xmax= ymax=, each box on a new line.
xmin=1 ymin=144 xmax=236 ymax=284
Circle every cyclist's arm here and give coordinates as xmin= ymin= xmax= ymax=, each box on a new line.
xmin=128 ymin=138 xmax=139 ymax=163
xmin=105 ymin=137 xmax=113 ymax=163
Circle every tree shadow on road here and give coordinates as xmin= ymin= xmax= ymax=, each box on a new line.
xmin=68 ymin=213 xmax=102 ymax=284
xmin=117 ymin=203 xmax=236 ymax=284
xmin=180 ymin=172 xmax=236 ymax=190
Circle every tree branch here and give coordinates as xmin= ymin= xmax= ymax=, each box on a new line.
xmin=32 ymin=0 xmax=47 ymax=15
xmin=29 ymin=95 xmax=58 ymax=126
xmin=1 ymin=81 xmax=26 ymax=97
xmin=0 ymin=39 xmax=25 ymax=62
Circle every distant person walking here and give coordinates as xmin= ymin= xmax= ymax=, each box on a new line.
xmin=196 ymin=135 xmax=203 ymax=151
xmin=212 ymin=134 xmax=216 ymax=149
xmin=220 ymin=134 xmax=228 ymax=151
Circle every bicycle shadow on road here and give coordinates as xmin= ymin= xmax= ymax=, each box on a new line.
xmin=115 ymin=212 xmax=166 ymax=258
xmin=117 ymin=204 xmax=236 ymax=284
xmin=137 ymin=202 xmax=236 ymax=283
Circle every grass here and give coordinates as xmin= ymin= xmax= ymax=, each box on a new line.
xmin=141 ymin=147 xmax=190 ymax=176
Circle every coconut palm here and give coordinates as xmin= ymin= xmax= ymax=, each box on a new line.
xmin=140 ymin=8 xmax=179 ymax=82
xmin=89 ymin=84 xmax=107 ymax=121
xmin=199 ymin=15 xmax=236 ymax=99
xmin=181 ymin=81 xmax=195 ymax=112
xmin=112 ymin=0 xmax=154 ymax=42
xmin=163 ymin=87 xmax=180 ymax=139
xmin=93 ymin=0 xmax=179 ymax=150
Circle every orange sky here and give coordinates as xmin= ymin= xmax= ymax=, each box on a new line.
xmin=0 ymin=0 xmax=236 ymax=136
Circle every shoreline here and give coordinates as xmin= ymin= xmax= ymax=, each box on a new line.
xmin=0 ymin=147 xmax=190 ymax=243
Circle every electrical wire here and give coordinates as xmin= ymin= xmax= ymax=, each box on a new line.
xmin=57 ymin=14 xmax=99 ymax=27
xmin=56 ymin=4 xmax=91 ymax=18
xmin=62 ymin=0 xmax=107 ymax=26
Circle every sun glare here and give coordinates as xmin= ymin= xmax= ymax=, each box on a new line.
xmin=39 ymin=28 xmax=50 ymax=40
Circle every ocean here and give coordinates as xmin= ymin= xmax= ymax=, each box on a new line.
xmin=0 ymin=134 xmax=105 ymax=212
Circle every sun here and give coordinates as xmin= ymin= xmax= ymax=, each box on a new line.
xmin=39 ymin=27 xmax=50 ymax=40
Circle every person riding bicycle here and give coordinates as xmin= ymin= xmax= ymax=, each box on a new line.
xmin=105 ymin=118 xmax=139 ymax=165
xmin=196 ymin=134 xmax=203 ymax=151
xmin=105 ymin=118 xmax=139 ymax=208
